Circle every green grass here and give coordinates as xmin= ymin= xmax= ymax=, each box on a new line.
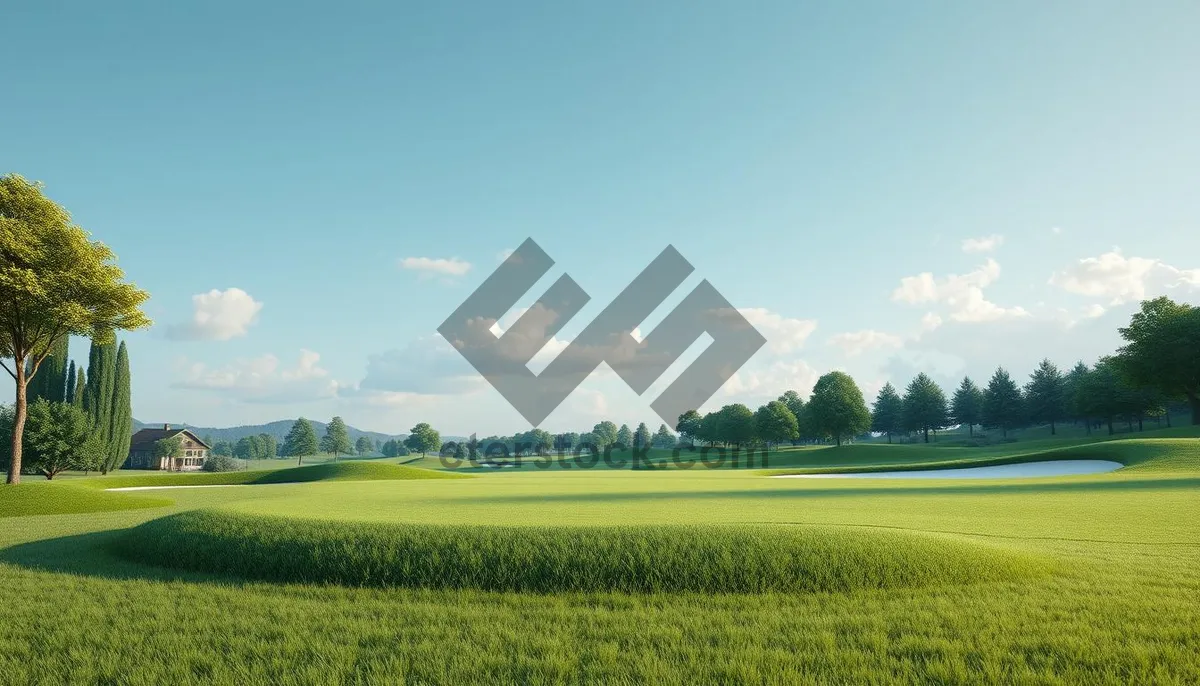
xmin=116 ymin=510 xmax=1050 ymax=593
xmin=0 ymin=431 xmax=1198 ymax=683
xmin=0 ymin=484 xmax=170 ymax=518
xmin=75 ymin=460 xmax=469 ymax=489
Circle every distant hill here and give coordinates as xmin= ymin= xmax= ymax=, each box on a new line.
xmin=132 ymin=418 xmax=468 ymax=447
xmin=133 ymin=419 xmax=401 ymax=446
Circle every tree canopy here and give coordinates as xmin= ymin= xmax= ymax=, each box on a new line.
xmin=870 ymin=382 xmax=904 ymax=443
xmin=282 ymin=417 xmax=320 ymax=465
xmin=1116 ymin=296 xmax=1200 ymax=424
xmin=405 ymin=423 xmax=441 ymax=456
xmin=755 ymin=400 xmax=798 ymax=449
xmin=983 ymin=368 xmax=1024 ymax=437
xmin=950 ymin=377 xmax=984 ymax=436
xmin=806 ymin=371 xmax=871 ymax=446
xmin=1025 ymin=359 xmax=1066 ymax=434
xmin=902 ymin=373 xmax=948 ymax=443
xmin=320 ymin=416 xmax=353 ymax=458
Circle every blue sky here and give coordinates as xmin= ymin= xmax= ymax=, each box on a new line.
xmin=4 ymin=1 xmax=1199 ymax=435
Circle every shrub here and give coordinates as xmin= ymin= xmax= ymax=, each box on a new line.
xmin=202 ymin=455 xmax=245 ymax=472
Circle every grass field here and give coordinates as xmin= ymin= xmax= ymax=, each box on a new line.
xmin=1 ymin=430 xmax=1198 ymax=683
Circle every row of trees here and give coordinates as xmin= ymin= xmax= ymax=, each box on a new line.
xmin=472 ymin=422 xmax=677 ymax=457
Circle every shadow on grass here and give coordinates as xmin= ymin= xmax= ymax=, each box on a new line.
xmin=476 ymin=476 xmax=1200 ymax=505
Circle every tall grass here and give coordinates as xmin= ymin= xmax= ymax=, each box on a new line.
xmin=115 ymin=510 xmax=1051 ymax=593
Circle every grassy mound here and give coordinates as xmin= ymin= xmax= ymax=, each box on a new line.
xmin=86 ymin=461 xmax=468 ymax=489
xmin=0 ymin=485 xmax=170 ymax=518
xmin=115 ymin=510 xmax=1051 ymax=593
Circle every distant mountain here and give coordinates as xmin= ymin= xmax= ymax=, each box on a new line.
xmin=132 ymin=418 xmax=468 ymax=447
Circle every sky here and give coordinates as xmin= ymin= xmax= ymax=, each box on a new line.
xmin=3 ymin=1 xmax=1199 ymax=435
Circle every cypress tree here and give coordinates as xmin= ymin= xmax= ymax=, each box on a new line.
xmin=64 ymin=360 xmax=77 ymax=405
xmin=82 ymin=340 xmax=117 ymax=472
xmin=29 ymin=335 xmax=70 ymax=403
xmin=107 ymin=341 xmax=133 ymax=472
xmin=72 ymin=367 xmax=86 ymax=408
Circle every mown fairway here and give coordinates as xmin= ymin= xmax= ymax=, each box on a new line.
xmin=1 ymin=430 xmax=1198 ymax=684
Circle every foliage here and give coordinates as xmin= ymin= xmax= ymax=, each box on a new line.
xmin=107 ymin=341 xmax=133 ymax=472
xmin=81 ymin=340 xmax=115 ymax=471
xmin=0 ymin=174 xmax=151 ymax=483
xmin=355 ymin=436 xmax=373 ymax=455
xmin=404 ymin=423 xmax=441 ymax=456
xmin=615 ymin=424 xmax=633 ymax=449
xmin=754 ymin=400 xmax=798 ymax=449
xmin=675 ymin=410 xmax=702 ymax=446
xmin=1025 ymin=358 xmax=1066 ymax=434
xmin=63 ymin=360 xmax=76 ymax=405
xmin=1116 ymin=296 xmax=1200 ymax=424
xmin=652 ymin=424 xmax=676 ymax=449
xmin=591 ymin=421 xmax=618 ymax=449
xmin=233 ymin=435 xmax=276 ymax=460
xmin=633 ymin=422 xmax=652 ymax=450
xmin=902 ymin=373 xmax=948 ymax=443
xmin=201 ymin=454 xmax=244 ymax=472
xmin=27 ymin=335 xmax=69 ymax=404
xmin=22 ymin=399 xmax=92 ymax=479
xmin=714 ymin=404 xmax=756 ymax=447
xmin=281 ymin=418 xmax=320 ymax=464
xmin=870 ymin=383 xmax=904 ymax=442
xmin=380 ymin=439 xmax=409 ymax=458
xmin=806 ymin=372 xmax=872 ymax=446
xmin=950 ymin=377 xmax=985 ymax=436
xmin=320 ymin=416 xmax=353 ymax=458
xmin=153 ymin=435 xmax=183 ymax=461
xmin=983 ymin=367 xmax=1025 ymax=437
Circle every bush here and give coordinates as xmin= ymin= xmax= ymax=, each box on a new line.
xmin=202 ymin=455 xmax=245 ymax=472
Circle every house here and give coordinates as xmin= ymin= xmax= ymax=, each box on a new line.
xmin=125 ymin=424 xmax=212 ymax=471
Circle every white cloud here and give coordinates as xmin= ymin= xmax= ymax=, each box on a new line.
xmin=737 ymin=308 xmax=817 ymax=354
xmin=716 ymin=359 xmax=821 ymax=406
xmin=828 ymin=330 xmax=905 ymax=357
xmin=167 ymin=288 xmax=263 ymax=341
xmin=174 ymin=349 xmax=338 ymax=403
xmin=961 ymin=234 xmax=1004 ymax=253
xmin=398 ymin=256 xmax=472 ymax=277
xmin=918 ymin=312 xmax=943 ymax=334
xmin=1048 ymin=250 xmax=1200 ymax=304
xmin=892 ymin=259 xmax=1028 ymax=322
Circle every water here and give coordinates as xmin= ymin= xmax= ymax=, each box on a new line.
xmin=772 ymin=459 xmax=1124 ymax=480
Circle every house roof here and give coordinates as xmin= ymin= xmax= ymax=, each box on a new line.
xmin=128 ymin=427 xmax=211 ymax=452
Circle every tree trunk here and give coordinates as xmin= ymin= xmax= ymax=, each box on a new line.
xmin=968 ymin=423 xmax=974 ymax=437
xmin=886 ymin=432 xmax=892 ymax=444
xmin=1050 ymin=420 xmax=1056 ymax=436
xmin=7 ymin=364 xmax=28 ymax=484
xmin=297 ymin=454 xmax=303 ymax=466
xmin=923 ymin=427 xmax=929 ymax=443
xmin=835 ymin=435 xmax=842 ymax=447
xmin=1138 ymin=416 xmax=1143 ymax=432
xmin=1107 ymin=417 xmax=1114 ymax=435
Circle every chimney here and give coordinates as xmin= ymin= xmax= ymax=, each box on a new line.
xmin=163 ymin=423 xmax=171 ymax=430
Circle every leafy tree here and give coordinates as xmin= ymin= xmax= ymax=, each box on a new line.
xmin=153 ymin=435 xmax=184 ymax=470
xmin=282 ymin=417 xmax=320 ymax=465
xmin=716 ymin=404 xmax=756 ymax=448
xmin=633 ymin=422 xmax=652 ymax=450
xmin=28 ymin=335 xmax=69 ymax=404
xmin=870 ymin=383 xmax=904 ymax=443
xmin=320 ymin=416 xmax=353 ymax=459
xmin=983 ymin=367 xmax=1024 ymax=437
xmin=404 ymin=423 xmax=441 ymax=456
xmin=697 ymin=412 xmax=722 ymax=446
xmin=806 ymin=371 xmax=871 ymax=446
xmin=23 ymin=399 xmax=92 ymax=479
xmin=107 ymin=341 xmax=133 ymax=472
xmin=1116 ymin=296 xmax=1200 ymax=424
xmin=1 ymin=174 xmax=151 ymax=483
xmin=778 ymin=390 xmax=807 ymax=445
xmin=1064 ymin=361 xmax=1091 ymax=432
xmin=210 ymin=440 xmax=233 ymax=457
xmin=615 ymin=424 xmax=633 ymax=449
xmin=902 ymin=373 xmax=948 ymax=443
xmin=675 ymin=410 xmax=702 ymax=447
xmin=355 ymin=436 xmax=373 ymax=455
xmin=71 ymin=367 xmax=85 ymax=408
xmin=381 ymin=438 xmax=400 ymax=458
xmin=652 ymin=424 xmax=676 ymax=449
xmin=233 ymin=436 xmax=255 ymax=459
xmin=754 ymin=400 xmax=798 ymax=450
xmin=258 ymin=433 xmax=277 ymax=459
xmin=1025 ymin=358 xmax=1066 ymax=434
xmin=591 ymin=421 xmax=618 ymax=449
xmin=949 ymin=377 xmax=985 ymax=437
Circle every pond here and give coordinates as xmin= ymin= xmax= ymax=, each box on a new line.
xmin=772 ymin=459 xmax=1124 ymax=480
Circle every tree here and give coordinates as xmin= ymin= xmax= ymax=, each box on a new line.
xmin=591 ymin=421 xmax=618 ymax=449
xmin=153 ymin=435 xmax=184 ymax=471
xmin=405 ymin=423 xmax=441 ymax=456
xmin=282 ymin=417 xmax=320 ymax=465
xmin=63 ymin=360 xmax=77 ymax=405
xmin=23 ymin=399 xmax=92 ymax=479
xmin=697 ymin=412 xmax=722 ymax=446
xmin=870 ymin=383 xmax=904 ymax=443
xmin=652 ymin=424 xmax=676 ymax=449
xmin=1025 ymin=358 xmax=1066 ymax=435
xmin=675 ymin=410 xmax=702 ymax=447
xmin=806 ymin=372 xmax=871 ymax=446
xmin=258 ymin=433 xmax=277 ymax=459
xmin=778 ymin=390 xmax=807 ymax=445
xmin=381 ymin=439 xmax=401 ymax=458
xmin=715 ymin=404 xmax=756 ymax=448
xmin=1116 ymin=297 xmax=1200 ymax=424
xmin=106 ymin=341 xmax=133 ymax=472
xmin=71 ymin=366 xmax=85 ymax=408
xmin=355 ymin=436 xmax=373 ymax=455
xmin=950 ymin=377 xmax=985 ymax=437
xmin=754 ymin=400 xmax=798 ymax=450
xmin=615 ymin=424 xmax=633 ymax=449
xmin=81 ymin=340 xmax=116 ymax=473
xmin=28 ymin=334 xmax=69 ymax=404
xmin=983 ymin=367 xmax=1024 ymax=437
xmin=1 ymin=174 xmax=151 ymax=483
xmin=1064 ymin=361 xmax=1091 ymax=431
xmin=902 ymin=373 xmax=949 ymax=443
xmin=633 ymin=422 xmax=652 ymax=450
xmin=320 ymin=416 xmax=353 ymax=459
